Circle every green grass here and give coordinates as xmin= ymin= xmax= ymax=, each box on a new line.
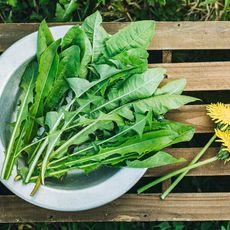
xmin=0 ymin=0 xmax=230 ymax=22
xmin=2 ymin=222 xmax=230 ymax=230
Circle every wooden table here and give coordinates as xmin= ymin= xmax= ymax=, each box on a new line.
xmin=0 ymin=22 xmax=230 ymax=222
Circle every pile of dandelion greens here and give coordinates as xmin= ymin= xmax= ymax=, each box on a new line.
xmin=1 ymin=11 xmax=198 ymax=195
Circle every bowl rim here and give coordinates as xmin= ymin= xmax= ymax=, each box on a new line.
xmin=0 ymin=25 xmax=146 ymax=211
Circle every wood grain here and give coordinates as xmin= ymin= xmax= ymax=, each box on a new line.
xmin=166 ymin=105 xmax=214 ymax=133
xmin=1 ymin=22 xmax=230 ymax=51
xmin=150 ymin=62 xmax=230 ymax=91
xmin=1 ymin=193 xmax=230 ymax=222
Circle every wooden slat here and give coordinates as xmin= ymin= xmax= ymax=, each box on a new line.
xmin=145 ymin=147 xmax=230 ymax=177
xmin=1 ymin=193 xmax=230 ymax=222
xmin=1 ymin=22 xmax=230 ymax=51
xmin=152 ymin=21 xmax=230 ymax=50
xmin=149 ymin=62 xmax=230 ymax=91
xmin=166 ymin=105 xmax=213 ymax=133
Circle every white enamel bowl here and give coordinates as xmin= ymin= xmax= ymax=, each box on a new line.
xmin=0 ymin=26 xmax=146 ymax=211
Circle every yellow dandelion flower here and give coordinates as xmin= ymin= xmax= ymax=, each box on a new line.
xmin=215 ymin=129 xmax=230 ymax=153
xmin=207 ymin=103 xmax=230 ymax=126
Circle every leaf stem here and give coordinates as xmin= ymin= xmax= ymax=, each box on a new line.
xmin=137 ymin=156 xmax=218 ymax=194
xmin=1 ymin=76 xmax=35 ymax=180
xmin=14 ymin=135 xmax=49 ymax=159
xmin=30 ymin=176 xmax=41 ymax=196
xmin=25 ymin=138 xmax=48 ymax=183
xmin=160 ymin=134 xmax=216 ymax=199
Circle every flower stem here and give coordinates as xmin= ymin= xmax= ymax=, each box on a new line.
xmin=160 ymin=134 xmax=216 ymax=199
xmin=137 ymin=156 xmax=218 ymax=194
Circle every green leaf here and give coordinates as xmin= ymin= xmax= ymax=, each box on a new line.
xmin=61 ymin=25 xmax=92 ymax=78
xmin=112 ymin=68 xmax=165 ymax=103
xmin=67 ymin=64 xmax=123 ymax=98
xmin=61 ymin=25 xmax=89 ymax=55
xmin=155 ymin=79 xmax=186 ymax=96
xmin=67 ymin=78 xmax=92 ymax=98
xmin=117 ymin=106 xmax=134 ymax=121
xmin=105 ymin=20 xmax=155 ymax=57
xmin=1 ymin=60 xmax=38 ymax=179
xmin=167 ymin=121 xmax=195 ymax=144
xmin=94 ymin=68 xmax=166 ymax=111
xmin=107 ymin=48 xmax=148 ymax=73
xmin=82 ymin=11 xmax=110 ymax=63
xmin=92 ymin=63 xmax=127 ymax=80
xmin=63 ymin=95 xmax=102 ymax=124
xmin=101 ymin=113 xmax=148 ymax=143
xmin=45 ymin=45 xmax=81 ymax=111
xmin=45 ymin=111 xmax=62 ymax=130
xmin=25 ymin=39 xmax=61 ymax=143
xmin=126 ymin=151 xmax=185 ymax=168
xmin=144 ymin=120 xmax=195 ymax=145
xmin=37 ymin=20 xmax=54 ymax=61
xmin=116 ymin=94 xmax=199 ymax=117
xmin=79 ymin=35 xmax=92 ymax=78
xmin=132 ymin=113 xmax=147 ymax=137
xmin=59 ymin=45 xmax=80 ymax=77
xmin=133 ymin=94 xmax=198 ymax=114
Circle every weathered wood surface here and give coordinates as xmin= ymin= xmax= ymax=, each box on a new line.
xmin=166 ymin=105 xmax=214 ymax=133
xmin=145 ymin=147 xmax=230 ymax=177
xmin=1 ymin=193 xmax=230 ymax=222
xmin=152 ymin=62 xmax=230 ymax=91
xmin=1 ymin=22 xmax=230 ymax=51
